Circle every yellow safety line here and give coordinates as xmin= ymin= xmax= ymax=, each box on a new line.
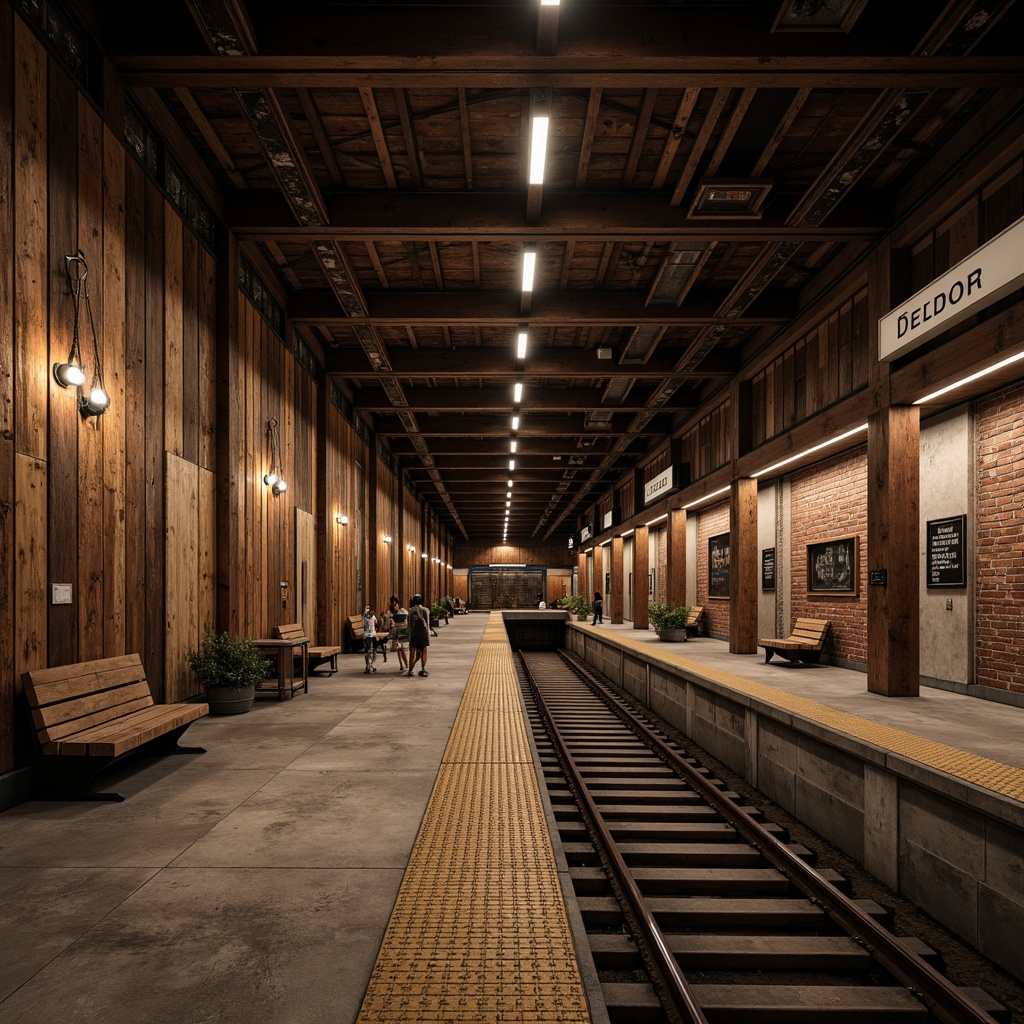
xmin=579 ymin=624 xmax=1024 ymax=804
xmin=356 ymin=613 xmax=591 ymax=1024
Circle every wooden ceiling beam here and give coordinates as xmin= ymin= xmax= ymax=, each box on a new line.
xmin=352 ymin=386 xmax=698 ymax=413
xmin=373 ymin=412 xmax=674 ymax=437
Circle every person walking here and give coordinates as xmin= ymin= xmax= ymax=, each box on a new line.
xmin=362 ymin=605 xmax=378 ymax=672
xmin=388 ymin=595 xmax=409 ymax=672
xmin=407 ymin=594 xmax=431 ymax=677
xmin=592 ymin=591 xmax=603 ymax=625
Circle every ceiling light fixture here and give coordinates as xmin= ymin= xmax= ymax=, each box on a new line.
xmin=513 ymin=382 xmax=523 ymax=403
xmin=510 ymin=440 xmax=517 ymax=453
xmin=682 ymin=485 xmax=730 ymax=510
xmin=507 ymin=478 xmax=514 ymax=487
xmin=509 ymin=459 xmax=516 ymax=471
xmin=529 ymin=117 xmax=549 ymax=185
xmin=516 ymin=330 xmax=528 ymax=360
xmin=751 ymin=423 xmax=868 ymax=478
xmin=511 ymin=415 xmax=520 ymax=430
xmin=521 ymin=250 xmax=536 ymax=292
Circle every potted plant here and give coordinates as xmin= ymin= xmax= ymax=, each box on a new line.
xmin=560 ymin=593 xmax=592 ymax=621
xmin=430 ymin=599 xmax=449 ymax=625
xmin=187 ymin=630 xmax=269 ymax=714
xmin=648 ymin=601 xmax=692 ymax=642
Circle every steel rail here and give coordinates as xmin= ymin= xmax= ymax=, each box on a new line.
xmin=560 ymin=650 xmax=1002 ymax=1024
xmin=523 ymin=658 xmax=709 ymax=1024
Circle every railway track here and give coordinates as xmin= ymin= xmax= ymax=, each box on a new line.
xmin=518 ymin=649 xmax=1008 ymax=1024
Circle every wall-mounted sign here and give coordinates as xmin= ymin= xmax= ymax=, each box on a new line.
xmin=580 ymin=524 xmax=593 ymax=543
xmin=602 ymin=507 xmax=621 ymax=530
xmin=708 ymin=533 xmax=730 ymax=598
xmin=879 ymin=214 xmax=1024 ymax=362
xmin=869 ymin=569 xmax=888 ymax=587
xmin=927 ymin=514 xmax=967 ymax=588
xmin=644 ymin=464 xmax=689 ymax=505
xmin=761 ymin=547 xmax=776 ymax=592
xmin=807 ymin=536 xmax=858 ymax=596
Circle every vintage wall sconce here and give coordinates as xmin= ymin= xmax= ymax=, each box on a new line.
xmin=336 ymin=514 xmax=348 ymax=525
xmin=54 ymin=250 xmax=109 ymax=417
xmin=264 ymin=418 xmax=287 ymax=494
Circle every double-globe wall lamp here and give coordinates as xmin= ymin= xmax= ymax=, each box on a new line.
xmin=264 ymin=418 xmax=288 ymax=495
xmin=54 ymin=250 xmax=109 ymax=417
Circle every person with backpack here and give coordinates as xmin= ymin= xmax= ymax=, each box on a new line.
xmin=407 ymin=594 xmax=431 ymax=677
xmin=592 ymin=591 xmax=603 ymax=625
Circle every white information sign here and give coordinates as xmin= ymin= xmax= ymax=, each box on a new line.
xmin=644 ymin=465 xmax=677 ymax=505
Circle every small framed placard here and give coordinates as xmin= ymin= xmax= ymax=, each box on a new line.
xmin=708 ymin=533 xmax=730 ymax=599
xmin=761 ymin=547 xmax=776 ymax=592
xmin=807 ymin=536 xmax=858 ymax=596
xmin=927 ymin=514 xmax=967 ymax=588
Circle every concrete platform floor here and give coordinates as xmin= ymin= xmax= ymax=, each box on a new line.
xmin=3 ymin=612 xmax=1022 ymax=1024
xmin=0 ymin=614 xmax=489 ymax=1024
xmin=580 ymin=621 xmax=1024 ymax=772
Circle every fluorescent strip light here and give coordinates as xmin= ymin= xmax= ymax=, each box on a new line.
xmin=645 ymin=513 xmax=668 ymax=527
xmin=507 ymin=479 xmax=514 ymax=487
xmin=511 ymin=415 xmax=519 ymax=430
xmin=540 ymin=0 xmax=559 ymax=6
xmin=510 ymin=440 xmax=517 ymax=453
xmin=507 ymin=491 xmax=512 ymax=498
xmin=914 ymin=349 xmax=1024 ymax=405
xmin=683 ymin=485 xmax=730 ymax=510
xmin=506 ymin=501 xmax=511 ymax=508
xmin=521 ymin=251 xmax=536 ymax=292
xmin=513 ymin=382 xmax=523 ymax=403
xmin=516 ymin=331 xmax=528 ymax=360
xmin=529 ymin=116 xmax=549 ymax=185
xmin=620 ymin=528 xmax=635 ymax=538
xmin=751 ymin=423 xmax=868 ymax=478
xmin=509 ymin=460 xmax=516 ymax=470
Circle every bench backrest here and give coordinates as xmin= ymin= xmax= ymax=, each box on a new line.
xmin=23 ymin=654 xmax=154 ymax=746
xmin=686 ymin=606 xmax=704 ymax=627
xmin=790 ymin=617 xmax=831 ymax=648
xmin=273 ymin=622 xmax=308 ymax=643
xmin=347 ymin=614 xmax=365 ymax=640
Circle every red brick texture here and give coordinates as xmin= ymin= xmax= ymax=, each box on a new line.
xmin=976 ymin=380 xmax=1024 ymax=695
xmin=697 ymin=503 xmax=731 ymax=638
xmin=790 ymin=448 xmax=869 ymax=665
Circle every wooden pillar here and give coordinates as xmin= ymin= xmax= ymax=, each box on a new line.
xmin=633 ymin=526 xmax=650 ymax=629
xmin=610 ymin=535 xmax=624 ymax=623
xmin=592 ymin=543 xmax=603 ymax=608
xmin=868 ymin=405 xmax=920 ymax=696
xmin=577 ymin=549 xmax=586 ymax=597
xmin=730 ymin=477 xmax=758 ymax=654
xmin=666 ymin=508 xmax=687 ymax=607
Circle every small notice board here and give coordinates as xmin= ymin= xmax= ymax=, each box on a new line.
xmin=927 ymin=514 xmax=967 ymax=588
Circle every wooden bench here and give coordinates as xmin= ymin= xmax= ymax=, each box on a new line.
xmin=22 ymin=654 xmax=208 ymax=801
xmin=273 ymin=623 xmax=340 ymax=676
xmin=347 ymin=615 xmax=390 ymax=660
xmin=760 ymin=617 xmax=832 ymax=665
xmin=685 ymin=605 xmax=705 ymax=638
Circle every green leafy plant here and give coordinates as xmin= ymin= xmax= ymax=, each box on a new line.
xmin=430 ymin=599 xmax=448 ymax=623
xmin=647 ymin=601 xmax=692 ymax=632
xmin=186 ymin=631 xmax=269 ymax=689
xmin=560 ymin=593 xmax=592 ymax=617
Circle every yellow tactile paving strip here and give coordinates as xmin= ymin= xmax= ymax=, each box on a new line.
xmin=356 ymin=613 xmax=591 ymax=1024
xmin=584 ymin=625 xmax=1024 ymax=804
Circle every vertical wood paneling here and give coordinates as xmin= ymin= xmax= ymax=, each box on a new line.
xmin=199 ymin=251 xmax=217 ymax=472
xmin=102 ymin=124 xmax=126 ymax=657
xmin=281 ymin=332 xmax=295 ymax=626
xmin=165 ymin=452 xmax=199 ymax=702
xmin=295 ymin=507 xmax=316 ymax=638
xmin=76 ymin=96 xmax=104 ymax=662
xmin=123 ymin=158 xmax=147 ymax=661
xmin=144 ymin=179 xmax=166 ymax=694
xmin=0 ymin=2 xmax=14 ymax=771
xmin=13 ymin=20 xmax=47 ymax=462
xmin=15 ymin=455 xmax=47 ymax=678
xmin=181 ymin=228 xmax=199 ymax=464
xmin=198 ymin=467 xmax=216 ymax=639
xmin=46 ymin=62 xmax=77 ymax=668
xmin=163 ymin=203 xmax=184 ymax=459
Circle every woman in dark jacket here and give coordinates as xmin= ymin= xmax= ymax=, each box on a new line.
xmin=407 ymin=594 xmax=431 ymax=677
xmin=592 ymin=591 xmax=603 ymax=625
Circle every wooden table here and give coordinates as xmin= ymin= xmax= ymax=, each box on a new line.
xmin=252 ymin=638 xmax=309 ymax=700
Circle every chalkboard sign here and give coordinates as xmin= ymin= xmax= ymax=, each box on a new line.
xmin=927 ymin=514 xmax=967 ymax=588
xmin=807 ymin=536 xmax=858 ymax=595
xmin=761 ymin=547 xmax=776 ymax=591
xmin=708 ymin=533 xmax=730 ymax=598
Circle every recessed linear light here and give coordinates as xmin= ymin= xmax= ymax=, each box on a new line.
xmin=521 ymin=251 xmax=536 ymax=292
xmin=529 ymin=117 xmax=549 ymax=185
xmin=509 ymin=459 xmax=516 ymax=471
xmin=517 ymin=331 xmax=528 ymax=360
xmin=751 ymin=424 xmax=868 ymax=478
xmin=507 ymin=491 xmax=512 ymax=498
xmin=645 ymin=513 xmax=668 ymax=527
xmin=508 ymin=478 xmax=514 ymax=487
xmin=506 ymin=501 xmax=511 ymax=508
xmin=510 ymin=440 xmax=517 ymax=453
xmin=682 ymin=485 xmax=730 ymax=510
xmin=511 ymin=415 xmax=519 ymax=430
xmin=513 ymin=382 xmax=523 ymax=403
xmin=540 ymin=0 xmax=559 ymax=6
xmin=913 ymin=349 xmax=1024 ymax=405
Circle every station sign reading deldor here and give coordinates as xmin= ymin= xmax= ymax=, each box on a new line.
xmin=879 ymin=214 xmax=1024 ymax=362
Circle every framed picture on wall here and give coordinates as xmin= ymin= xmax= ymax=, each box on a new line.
xmin=648 ymin=569 xmax=655 ymax=596
xmin=806 ymin=536 xmax=858 ymax=595
xmin=708 ymin=533 xmax=730 ymax=598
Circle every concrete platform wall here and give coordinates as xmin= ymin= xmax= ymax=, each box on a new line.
xmin=568 ymin=630 xmax=1024 ymax=982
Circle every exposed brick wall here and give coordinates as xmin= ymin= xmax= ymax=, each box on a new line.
xmin=790 ymin=448 xmax=869 ymax=665
xmin=655 ymin=527 xmax=667 ymax=603
xmin=696 ymin=503 xmax=731 ymax=638
xmin=976 ymin=380 xmax=1024 ymax=695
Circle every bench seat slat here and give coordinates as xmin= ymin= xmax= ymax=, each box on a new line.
xmin=31 ymin=680 xmax=154 ymax=730
xmin=50 ymin=704 xmax=209 ymax=757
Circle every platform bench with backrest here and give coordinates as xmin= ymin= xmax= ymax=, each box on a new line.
xmin=347 ymin=614 xmax=389 ymax=660
xmin=685 ymin=605 xmax=705 ymax=638
xmin=22 ymin=653 xmax=208 ymax=800
xmin=760 ymin=617 xmax=832 ymax=665
xmin=273 ymin=623 xmax=341 ymax=675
